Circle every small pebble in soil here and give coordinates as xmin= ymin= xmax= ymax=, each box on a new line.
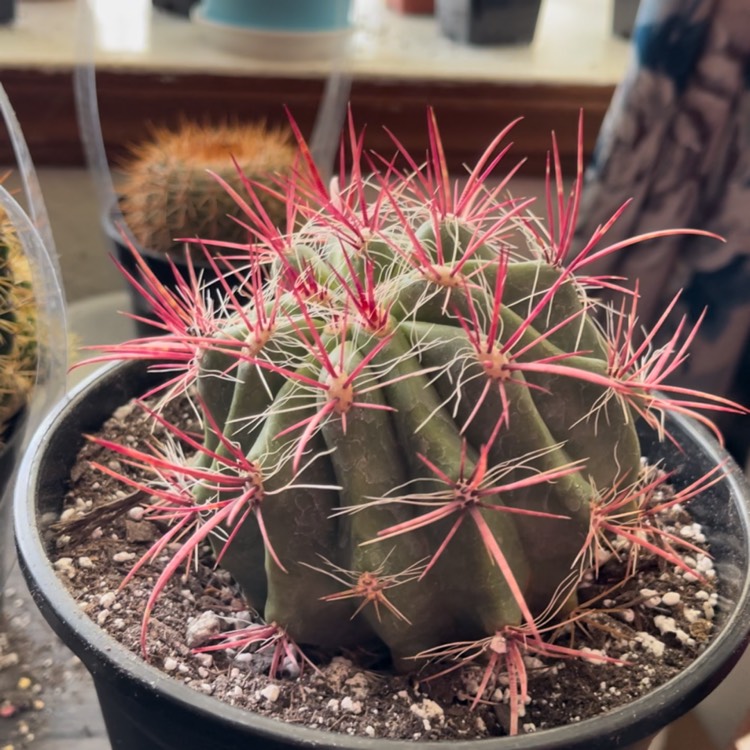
xmin=185 ymin=611 xmax=222 ymax=648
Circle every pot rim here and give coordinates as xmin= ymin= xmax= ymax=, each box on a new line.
xmin=103 ymin=199 xmax=257 ymax=276
xmin=102 ymin=200 xmax=217 ymax=268
xmin=13 ymin=359 xmax=750 ymax=749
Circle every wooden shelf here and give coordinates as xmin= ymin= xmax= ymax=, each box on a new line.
xmin=0 ymin=69 xmax=613 ymax=173
xmin=0 ymin=0 xmax=626 ymax=173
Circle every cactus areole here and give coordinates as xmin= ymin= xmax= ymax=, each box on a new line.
xmin=85 ymin=111 xmax=746 ymax=737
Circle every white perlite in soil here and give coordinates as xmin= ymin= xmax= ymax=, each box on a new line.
xmin=45 ymin=398 xmax=723 ymax=740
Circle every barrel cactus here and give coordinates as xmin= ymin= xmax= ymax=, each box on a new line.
xmin=118 ymin=120 xmax=296 ymax=259
xmin=92 ymin=113 xmax=743 ymax=735
xmin=0 ymin=200 xmax=37 ymax=449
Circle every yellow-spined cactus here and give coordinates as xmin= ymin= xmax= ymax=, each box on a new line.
xmin=0 ymin=206 xmax=37 ymax=448
xmin=118 ymin=121 xmax=296 ymax=259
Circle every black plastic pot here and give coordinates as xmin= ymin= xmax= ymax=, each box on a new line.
xmin=102 ymin=205 xmax=243 ymax=338
xmin=435 ymin=0 xmax=542 ymax=46
xmin=13 ymin=359 xmax=750 ymax=750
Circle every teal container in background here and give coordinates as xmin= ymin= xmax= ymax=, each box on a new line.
xmin=199 ymin=0 xmax=352 ymax=31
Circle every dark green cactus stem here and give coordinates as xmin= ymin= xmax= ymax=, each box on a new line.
xmin=490 ymin=260 xmax=609 ymax=360
xmin=371 ymin=330 xmax=530 ymax=643
xmin=193 ymin=243 xmax=643 ymax=669
xmin=415 ymin=217 xmax=498 ymax=264
xmin=253 ymin=367 xmax=371 ymax=649
xmin=320 ymin=353 xmax=459 ymax=667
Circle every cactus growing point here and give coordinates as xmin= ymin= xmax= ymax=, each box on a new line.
xmin=88 ymin=112 xmax=746 ymax=735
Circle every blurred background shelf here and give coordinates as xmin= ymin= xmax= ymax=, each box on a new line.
xmin=0 ymin=0 xmax=629 ymax=173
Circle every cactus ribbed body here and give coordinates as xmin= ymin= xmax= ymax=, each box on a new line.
xmin=193 ymin=208 xmax=641 ymax=665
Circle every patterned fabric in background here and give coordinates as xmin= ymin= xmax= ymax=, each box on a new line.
xmin=575 ymin=0 xmax=750 ymax=462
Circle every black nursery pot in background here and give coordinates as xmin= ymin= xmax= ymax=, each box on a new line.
xmin=152 ymin=0 xmax=199 ymax=17
xmin=104 ymin=207 xmax=183 ymax=337
xmin=13 ymin=358 xmax=750 ymax=750
xmin=0 ymin=0 xmax=14 ymax=25
xmin=103 ymin=206 xmax=242 ymax=338
xmin=436 ymin=0 xmax=542 ymax=45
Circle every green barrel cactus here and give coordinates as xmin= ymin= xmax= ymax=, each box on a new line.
xmin=0 ymin=205 xmax=37 ymax=448
xmin=118 ymin=120 xmax=296 ymax=259
xmin=95 ymin=112 xmax=743 ymax=734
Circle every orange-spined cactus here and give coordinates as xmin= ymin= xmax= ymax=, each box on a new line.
xmin=118 ymin=120 xmax=296 ymax=259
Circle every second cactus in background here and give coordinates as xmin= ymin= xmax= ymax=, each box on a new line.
xmin=108 ymin=120 xmax=296 ymax=333
xmin=436 ymin=0 xmax=542 ymax=45
xmin=117 ymin=120 xmax=294 ymax=260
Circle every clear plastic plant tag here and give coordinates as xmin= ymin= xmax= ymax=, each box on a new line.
xmin=309 ymin=68 xmax=354 ymax=186
xmin=306 ymin=1 xmax=368 ymax=182
xmin=73 ymin=0 xmax=120 ymax=224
